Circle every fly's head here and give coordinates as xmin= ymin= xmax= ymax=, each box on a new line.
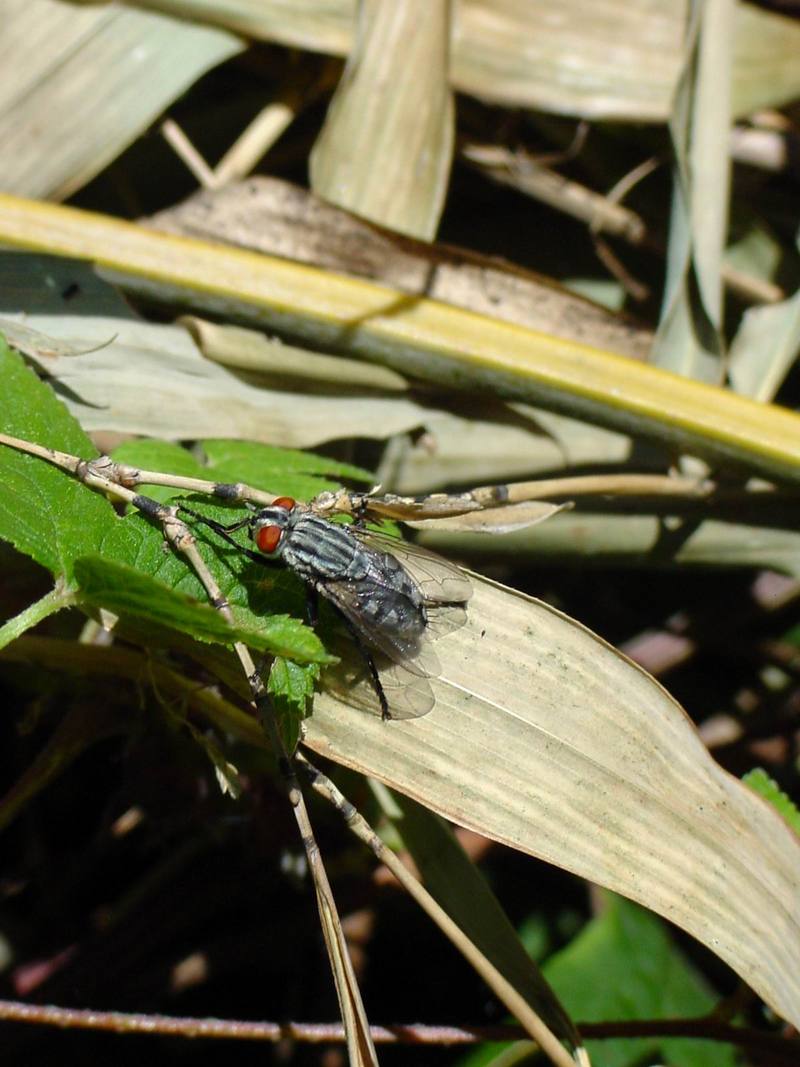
xmin=250 ymin=496 xmax=297 ymax=557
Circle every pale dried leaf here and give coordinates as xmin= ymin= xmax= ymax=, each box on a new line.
xmin=729 ymin=284 xmax=800 ymax=403
xmin=651 ymin=1 xmax=728 ymax=383
xmin=2 ymin=314 xmax=432 ymax=446
xmin=183 ymin=316 xmax=409 ymax=392
xmin=0 ymin=0 xmax=242 ymax=200
xmin=383 ymin=407 xmax=635 ymax=495
xmin=5 ymin=312 xmax=636 ymax=490
xmin=0 ymin=318 xmax=91 ymax=360
xmin=304 ymin=575 xmax=800 ymax=1027
xmin=5 ymin=198 xmax=800 ymax=486
xmin=406 ymin=500 xmax=569 ymax=534
xmin=130 ymin=0 xmax=800 ymax=121
xmin=310 ymin=0 xmax=453 ymax=239
xmin=418 ymin=512 xmax=800 ymax=579
xmin=150 ymin=177 xmax=653 ymax=360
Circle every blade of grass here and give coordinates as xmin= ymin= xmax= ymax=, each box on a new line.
xmin=3 ymin=196 xmax=800 ymax=483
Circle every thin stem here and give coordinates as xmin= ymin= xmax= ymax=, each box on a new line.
xmin=0 ymin=584 xmax=74 ymax=650
xmin=0 ymin=999 xmax=794 ymax=1062
xmin=296 ymin=753 xmax=578 ymax=1067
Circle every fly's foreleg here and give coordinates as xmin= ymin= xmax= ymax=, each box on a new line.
xmin=180 ymin=505 xmax=266 ymax=566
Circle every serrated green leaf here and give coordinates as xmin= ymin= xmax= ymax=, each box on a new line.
xmin=112 ymin=439 xmax=209 ymax=477
xmin=111 ymin=438 xmax=375 ymax=505
xmin=268 ymin=656 xmax=319 ymax=753
xmin=0 ymin=339 xmax=116 ymax=579
xmin=269 ymin=655 xmax=320 ymax=705
xmin=90 ymin=499 xmax=335 ymax=665
xmin=744 ymin=768 xmax=800 ymax=834
xmin=201 ymin=437 xmax=374 ymax=498
xmin=75 ymin=555 xmax=245 ymax=643
xmin=110 ymin=439 xmax=211 ymax=503
xmin=542 ymin=895 xmax=736 ymax=1067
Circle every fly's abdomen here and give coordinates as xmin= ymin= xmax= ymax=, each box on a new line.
xmin=356 ymin=583 xmax=427 ymax=640
xmin=357 ymin=553 xmax=427 ymax=639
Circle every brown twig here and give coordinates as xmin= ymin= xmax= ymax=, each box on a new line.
xmin=0 ymin=999 xmax=796 ymax=1062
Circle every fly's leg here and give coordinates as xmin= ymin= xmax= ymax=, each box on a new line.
xmin=350 ymin=495 xmax=371 ymax=531
xmin=180 ymin=505 xmax=266 ymax=566
xmin=332 ymin=608 xmax=391 ymax=721
xmin=305 ymin=585 xmax=320 ymax=628
xmin=180 ymin=504 xmax=252 ymax=535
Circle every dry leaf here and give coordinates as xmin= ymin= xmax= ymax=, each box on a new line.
xmin=0 ymin=0 xmax=241 ymax=199
xmin=304 ymin=574 xmax=800 ymax=1027
xmin=310 ymin=0 xmax=454 ymax=238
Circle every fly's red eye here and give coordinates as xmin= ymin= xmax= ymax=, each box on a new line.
xmin=256 ymin=525 xmax=282 ymax=553
xmin=272 ymin=496 xmax=295 ymax=511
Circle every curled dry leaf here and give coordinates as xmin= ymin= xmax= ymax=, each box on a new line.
xmin=404 ymin=501 xmax=571 ymax=534
xmin=304 ymin=573 xmax=800 ymax=1028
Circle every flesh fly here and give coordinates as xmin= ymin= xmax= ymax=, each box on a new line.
xmin=182 ymin=497 xmax=472 ymax=720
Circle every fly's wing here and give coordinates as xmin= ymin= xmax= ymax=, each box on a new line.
xmin=322 ymin=634 xmax=435 ymax=720
xmin=424 ymin=602 xmax=469 ymax=640
xmin=320 ymin=575 xmax=440 ymax=678
xmin=352 ymin=528 xmax=472 ymax=606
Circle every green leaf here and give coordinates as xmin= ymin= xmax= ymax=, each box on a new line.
xmin=201 ymin=437 xmax=374 ymax=499
xmin=269 ymin=655 xmax=319 ymax=705
xmin=74 ymin=555 xmax=329 ymax=662
xmin=110 ymin=439 xmax=212 ymax=503
xmin=743 ymin=768 xmax=800 ymax=834
xmin=0 ymin=341 xmax=338 ymax=670
xmin=75 ymin=555 xmax=245 ymax=644
xmin=112 ymin=437 xmax=375 ymax=505
xmin=0 ymin=338 xmax=115 ymax=579
xmin=541 ymin=894 xmax=737 ymax=1067
xmin=268 ymin=656 xmax=319 ymax=753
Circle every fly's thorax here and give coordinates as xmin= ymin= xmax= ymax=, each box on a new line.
xmin=280 ymin=513 xmax=369 ymax=583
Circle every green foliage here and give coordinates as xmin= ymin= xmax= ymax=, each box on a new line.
xmin=110 ymin=436 xmax=374 ymax=505
xmin=109 ymin=439 xmax=213 ymax=503
xmin=201 ymin=437 xmax=373 ymax=487
xmin=460 ymin=895 xmax=736 ymax=1067
xmin=744 ymin=768 xmax=800 ymax=834
xmin=0 ymin=336 xmax=114 ymax=579
xmin=542 ymin=895 xmax=736 ymax=1067
xmin=0 ymin=340 xmax=337 ymax=664
xmin=268 ymin=656 xmax=320 ymax=752
xmin=74 ymin=556 xmax=323 ymax=660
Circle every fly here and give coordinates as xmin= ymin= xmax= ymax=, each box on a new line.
xmin=181 ymin=497 xmax=472 ymax=720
